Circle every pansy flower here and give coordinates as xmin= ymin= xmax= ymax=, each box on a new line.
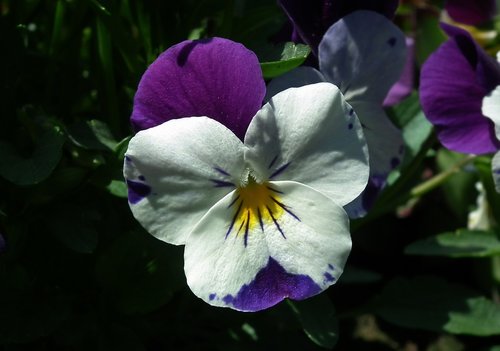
xmin=124 ymin=38 xmax=369 ymax=311
xmin=266 ymin=10 xmax=407 ymax=217
xmin=277 ymin=0 xmax=399 ymax=56
xmin=420 ymin=24 xmax=500 ymax=191
xmin=445 ymin=0 xmax=497 ymax=26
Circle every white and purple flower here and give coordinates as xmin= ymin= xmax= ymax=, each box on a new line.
xmin=124 ymin=38 xmax=369 ymax=311
xmin=266 ymin=10 xmax=407 ymax=217
xmin=420 ymin=24 xmax=500 ymax=192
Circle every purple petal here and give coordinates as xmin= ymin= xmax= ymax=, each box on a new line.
xmin=222 ymin=257 xmax=321 ymax=311
xmin=131 ymin=38 xmax=266 ymax=140
xmin=446 ymin=0 xmax=496 ymax=26
xmin=420 ymin=24 xmax=500 ymax=154
xmin=278 ymin=0 xmax=399 ymax=54
xmin=383 ymin=37 xmax=415 ymax=107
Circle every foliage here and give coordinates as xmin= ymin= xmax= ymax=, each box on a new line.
xmin=1 ymin=0 xmax=500 ymax=350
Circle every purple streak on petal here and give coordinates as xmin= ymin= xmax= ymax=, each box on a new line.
xmin=420 ymin=24 xmax=500 ymax=154
xmin=269 ymin=162 xmax=291 ymax=179
xmin=384 ymin=37 xmax=415 ymax=107
xmin=278 ymin=0 xmax=399 ymax=54
xmin=328 ymin=264 xmax=334 ymax=270
xmin=131 ymin=38 xmax=265 ymax=140
xmin=446 ymin=0 xmax=496 ymax=26
xmin=361 ymin=175 xmax=387 ymax=212
xmin=223 ymin=257 xmax=321 ymax=311
xmin=209 ymin=293 xmax=216 ymax=301
xmin=323 ymin=272 xmax=335 ymax=282
xmin=210 ymin=179 xmax=235 ymax=188
xmin=126 ymin=179 xmax=152 ymax=204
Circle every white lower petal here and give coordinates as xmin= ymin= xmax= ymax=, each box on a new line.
xmin=244 ymin=83 xmax=369 ymax=207
xmin=482 ymin=85 xmax=500 ymax=139
xmin=184 ymin=180 xmax=351 ymax=312
xmin=124 ymin=117 xmax=245 ymax=245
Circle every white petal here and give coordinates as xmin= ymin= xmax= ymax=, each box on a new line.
xmin=184 ymin=181 xmax=351 ymax=311
xmin=351 ymin=101 xmax=405 ymax=176
xmin=124 ymin=117 xmax=245 ymax=245
xmin=482 ymin=85 xmax=500 ymax=139
xmin=493 ymin=152 xmax=500 ymax=193
xmin=319 ymin=10 xmax=407 ymax=103
xmin=265 ymin=66 xmax=326 ymax=102
xmin=244 ymin=82 xmax=369 ymax=207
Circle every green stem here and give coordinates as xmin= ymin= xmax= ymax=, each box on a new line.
xmin=410 ymin=154 xmax=477 ymax=198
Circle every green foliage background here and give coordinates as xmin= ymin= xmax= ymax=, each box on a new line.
xmin=1 ymin=0 xmax=500 ymax=350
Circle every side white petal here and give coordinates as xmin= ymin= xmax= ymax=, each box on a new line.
xmin=184 ymin=181 xmax=351 ymax=312
xmin=351 ymin=101 xmax=405 ymax=176
xmin=482 ymin=85 xmax=500 ymax=139
xmin=124 ymin=117 xmax=245 ymax=245
xmin=493 ymin=152 xmax=500 ymax=193
xmin=319 ymin=10 xmax=407 ymax=103
xmin=265 ymin=66 xmax=326 ymax=102
xmin=244 ymin=83 xmax=369 ymax=207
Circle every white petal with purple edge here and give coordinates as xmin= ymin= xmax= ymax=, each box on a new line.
xmin=184 ymin=181 xmax=351 ymax=311
xmin=492 ymin=152 xmax=500 ymax=193
xmin=319 ymin=10 xmax=407 ymax=103
xmin=264 ymin=66 xmax=326 ymax=102
xmin=124 ymin=117 xmax=245 ymax=245
xmin=244 ymin=83 xmax=369 ymax=207
xmin=482 ymin=85 xmax=500 ymax=139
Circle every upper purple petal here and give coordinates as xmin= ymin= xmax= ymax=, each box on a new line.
xmin=445 ymin=0 xmax=496 ymax=26
xmin=131 ymin=37 xmax=266 ymax=140
xmin=420 ymin=24 xmax=500 ymax=154
xmin=277 ymin=0 xmax=399 ymax=55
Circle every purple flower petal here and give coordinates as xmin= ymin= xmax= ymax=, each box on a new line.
xmin=383 ymin=37 xmax=415 ymax=107
xmin=446 ymin=0 xmax=496 ymax=26
xmin=131 ymin=37 xmax=266 ymax=140
xmin=420 ymin=24 xmax=500 ymax=154
xmin=278 ymin=0 xmax=399 ymax=54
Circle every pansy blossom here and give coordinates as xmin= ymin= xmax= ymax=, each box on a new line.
xmin=266 ymin=10 xmax=407 ymax=217
xmin=420 ymin=24 xmax=500 ymax=192
xmin=124 ymin=38 xmax=369 ymax=311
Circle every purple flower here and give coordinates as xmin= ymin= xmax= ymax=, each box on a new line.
xmin=125 ymin=38 xmax=370 ymax=311
xmin=267 ymin=11 xmax=407 ymax=217
xmin=131 ymin=38 xmax=266 ymax=140
xmin=445 ymin=0 xmax=496 ymax=26
xmin=278 ymin=0 xmax=399 ymax=55
xmin=420 ymin=24 xmax=500 ymax=155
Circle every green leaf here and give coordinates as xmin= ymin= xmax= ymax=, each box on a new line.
xmin=340 ymin=266 xmax=382 ymax=284
xmin=415 ymin=14 xmax=447 ymax=66
xmin=260 ymin=42 xmax=311 ymax=79
xmin=47 ymin=205 xmax=100 ymax=254
xmin=96 ymin=230 xmax=185 ymax=314
xmin=288 ymin=294 xmax=338 ymax=349
xmin=68 ymin=119 xmax=118 ymax=151
xmin=0 ymin=121 xmax=65 ymax=186
xmin=436 ymin=149 xmax=478 ymax=220
xmin=405 ymin=229 xmax=500 ymax=257
xmin=372 ymin=276 xmax=500 ymax=336
xmin=388 ymin=92 xmax=433 ymax=168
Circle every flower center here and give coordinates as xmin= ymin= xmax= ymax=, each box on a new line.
xmin=226 ymin=176 xmax=286 ymax=246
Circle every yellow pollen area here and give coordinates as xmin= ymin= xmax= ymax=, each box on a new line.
xmin=231 ymin=181 xmax=285 ymax=235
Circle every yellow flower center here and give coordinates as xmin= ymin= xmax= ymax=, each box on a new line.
xmin=226 ymin=178 xmax=286 ymax=245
